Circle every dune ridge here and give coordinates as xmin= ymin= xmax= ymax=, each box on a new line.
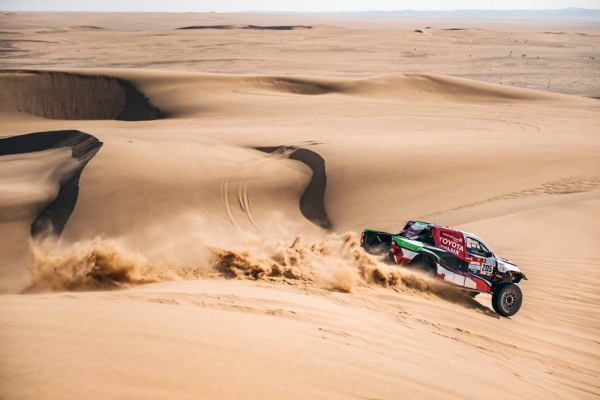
xmin=0 ymin=69 xmax=589 ymax=124
xmin=256 ymin=146 xmax=331 ymax=229
xmin=0 ymin=70 xmax=164 ymax=120
xmin=0 ymin=130 xmax=102 ymax=237
xmin=237 ymin=73 xmax=585 ymax=103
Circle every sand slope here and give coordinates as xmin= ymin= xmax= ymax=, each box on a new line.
xmin=0 ymin=63 xmax=599 ymax=399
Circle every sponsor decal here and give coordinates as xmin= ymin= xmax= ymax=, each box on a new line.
xmin=438 ymin=231 xmax=464 ymax=256
xmin=468 ymin=264 xmax=480 ymax=273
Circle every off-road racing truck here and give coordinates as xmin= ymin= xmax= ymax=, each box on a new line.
xmin=361 ymin=221 xmax=527 ymax=317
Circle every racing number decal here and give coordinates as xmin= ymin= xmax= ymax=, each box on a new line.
xmin=481 ymin=262 xmax=494 ymax=275
xmin=470 ymin=259 xmax=493 ymax=275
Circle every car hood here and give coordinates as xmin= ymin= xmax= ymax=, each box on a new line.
xmin=497 ymin=257 xmax=522 ymax=274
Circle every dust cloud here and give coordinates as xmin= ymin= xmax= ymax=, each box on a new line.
xmin=25 ymin=229 xmax=483 ymax=311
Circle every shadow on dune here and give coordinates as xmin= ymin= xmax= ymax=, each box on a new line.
xmin=0 ymin=70 xmax=164 ymax=121
xmin=0 ymin=130 xmax=102 ymax=238
xmin=255 ymin=146 xmax=331 ymax=230
xmin=245 ymin=73 xmax=561 ymax=103
xmin=251 ymin=77 xmax=338 ymax=95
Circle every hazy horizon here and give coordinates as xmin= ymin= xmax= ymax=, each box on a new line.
xmin=2 ymin=0 xmax=600 ymax=12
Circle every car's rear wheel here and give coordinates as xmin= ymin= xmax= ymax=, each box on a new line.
xmin=492 ymin=283 xmax=522 ymax=317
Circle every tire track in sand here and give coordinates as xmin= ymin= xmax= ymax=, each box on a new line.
xmin=221 ymin=146 xmax=297 ymax=233
xmin=221 ymin=142 xmax=331 ymax=233
xmin=422 ymin=176 xmax=600 ymax=218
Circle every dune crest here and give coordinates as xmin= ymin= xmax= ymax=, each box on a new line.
xmin=241 ymin=73 xmax=581 ymax=103
xmin=256 ymin=146 xmax=331 ymax=229
xmin=0 ymin=69 xmax=588 ymax=124
xmin=0 ymin=70 xmax=163 ymax=120
xmin=0 ymin=130 xmax=103 ymax=238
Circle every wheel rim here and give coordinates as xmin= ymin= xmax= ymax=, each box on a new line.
xmin=502 ymin=290 xmax=517 ymax=310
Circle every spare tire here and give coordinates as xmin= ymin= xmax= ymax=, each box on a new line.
xmin=492 ymin=283 xmax=523 ymax=317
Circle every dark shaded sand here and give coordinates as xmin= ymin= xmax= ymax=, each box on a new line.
xmin=256 ymin=146 xmax=330 ymax=229
xmin=0 ymin=130 xmax=102 ymax=237
xmin=0 ymin=70 xmax=164 ymax=120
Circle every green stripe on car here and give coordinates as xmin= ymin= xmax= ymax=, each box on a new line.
xmin=393 ymin=237 xmax=425 ymax=252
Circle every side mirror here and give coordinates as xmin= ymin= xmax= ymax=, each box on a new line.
xmin=484 ymin=251 xmax=494 ymax=258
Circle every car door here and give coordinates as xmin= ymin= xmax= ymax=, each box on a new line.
xmin=431 ymin=227 xmax=467 ymax=287
xmin=465 ymin=237 xmax=495 ymax=278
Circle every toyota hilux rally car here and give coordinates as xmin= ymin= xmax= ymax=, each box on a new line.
xmin=361 ymin=220 xmax=527 ymax=316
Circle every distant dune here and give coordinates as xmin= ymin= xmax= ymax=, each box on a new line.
xmin=68 ymin=25 xmax=107 ymax=30
xmin=0 ymin=70 xmax=578 ymax=125
xmin=289 ymin=7 xmax=600 ymax=21
xmin=176 ymin=24 xmax=337 ymax=30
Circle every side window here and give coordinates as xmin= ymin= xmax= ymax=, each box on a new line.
xmin=466 ymin=237 xmax=490 ymax=257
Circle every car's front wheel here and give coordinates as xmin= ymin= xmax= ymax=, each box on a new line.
xmin=492 ymin=283 xmax=523 ymax=317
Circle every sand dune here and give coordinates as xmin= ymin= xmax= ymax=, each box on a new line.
xmin=0 ymin=69 xmax=582 ymax=123
xmin=0 ymin=70 xmax=163 ymax=120
xmin=256 ymin=146 xmax=330 ymax=229
xmin=68 ymin=25 xmax=107 ymax=30
xmin=177 ymin=24 xmax=321 ymax=30
xmin=0 ymin=130 xmax=103 ymax=237
xmin=0 ymin=14 xmax=599 ymax=400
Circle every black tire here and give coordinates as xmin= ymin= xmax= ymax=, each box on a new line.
xmin=492 ymin=283 xmax=523 ymax=317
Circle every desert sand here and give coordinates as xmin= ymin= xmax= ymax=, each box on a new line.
xmin=0 ymin=12 xmax=599 ymax=400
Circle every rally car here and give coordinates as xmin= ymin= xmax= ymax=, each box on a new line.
xmin=360 ymin=220 xmax=527 ymax=317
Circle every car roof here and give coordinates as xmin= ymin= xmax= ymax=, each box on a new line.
xmin=406 ymin=220 xmax=493 ymax=251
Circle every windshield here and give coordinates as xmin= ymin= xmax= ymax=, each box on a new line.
xmin=466 ymin=237 xmax=492 ymax=257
